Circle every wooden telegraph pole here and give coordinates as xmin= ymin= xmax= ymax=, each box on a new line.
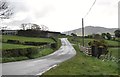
xmin=82 ymin=18 xmax=84 ymax=46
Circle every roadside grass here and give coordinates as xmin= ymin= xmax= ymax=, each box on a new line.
xmin=43 ymin=44 xmax=118 ymax=75
xmin=31 ymin=48 xmax=54 ymax=58
xmin=43 ymin=37 xmax=119 ymax=75
xmin=2 ymin=35 xmax=55 ymax=43
xmin=1 ymin=57 xmax=29 ymax=63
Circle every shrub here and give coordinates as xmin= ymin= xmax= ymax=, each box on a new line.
xmin=26 ymin=48 xmax=39 ymax=59
xmin=24 ymin=42 xmax=48 ymax=46
xmin=2 ymin=47 xmax=39 ymax=59
xmin=88 ymin=39 xmax=108 ymax=58
xmin=51 ymin=43 xmax=57 ymax=49
xmin=7 ymin=40 xmax=21 ymax=44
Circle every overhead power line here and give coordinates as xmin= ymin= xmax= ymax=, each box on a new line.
xmin=84 ymin=0 xmax=96 ymax=18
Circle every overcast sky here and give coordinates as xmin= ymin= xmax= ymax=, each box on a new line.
xmin=1 ymin=0 xmax=119 ymax=32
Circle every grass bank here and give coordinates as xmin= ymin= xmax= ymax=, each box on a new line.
xmin=1 ymin=35 xmax=62 ymax=63
xmin=43 ymin=37 xmax=119 ymax=76
xmin=43 ymin=44 xmax=118 ymax=76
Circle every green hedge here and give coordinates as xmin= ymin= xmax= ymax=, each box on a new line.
xmin=5 ymin=39 xmax=51 ymax=46
xmin=2 ymin=47 xmax=39 ymax=59
xmin=24 ymin=41 xmax=48 ymax=46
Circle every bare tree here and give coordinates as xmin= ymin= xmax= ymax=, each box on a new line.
xmin=31 ymin=24 xmax=41 ymax=30
xmin=0 ymin=0 xmax=13 ymax=19
xmin=41 ymin=25 xmax=49 ymax=31
xmin=21 ymin=23 xmax=27 ymax=30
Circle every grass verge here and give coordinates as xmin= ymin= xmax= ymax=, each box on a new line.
xmin=43 ymin=43 xmax=118 ymax=75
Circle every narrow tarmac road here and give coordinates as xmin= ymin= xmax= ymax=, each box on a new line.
xmin=2 ymin=38 xmax=76 ymax=75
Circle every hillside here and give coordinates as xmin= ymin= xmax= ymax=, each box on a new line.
xmin=63 ymin=26 xmax=117 ymax=36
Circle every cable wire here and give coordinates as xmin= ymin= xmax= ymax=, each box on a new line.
xmin=84 ymin=0 xmax=96 ymax=18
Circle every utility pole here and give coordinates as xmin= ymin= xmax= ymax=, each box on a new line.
xmin=82 ymin=18 xmax=84 ymax=46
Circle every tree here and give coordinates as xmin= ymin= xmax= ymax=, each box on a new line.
xmin=101 ymin=33 xmax=106 ymax=39
xmin=0 ymin=0 xmax=14 ymax=19
xmin=31 ymin=24 xmax=41 ymax=30
xmin=71 ymin=33 xmax=77 ymax=36
xmin=87 ymin=34 xmax=93 ymax=38
xmin=106 ymin=33 xmax=111 ymax=40
xmin=21 ymin=23 xmax=27 ymax=30
xmin=41 ymin=25 xmax=49 ymax=31
xmin=93 ymin=34 xmax=101 ymax=39
xmin=114 ymin=29 xmax=120 ymax=38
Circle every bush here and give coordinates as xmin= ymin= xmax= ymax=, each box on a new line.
xmin=24 ymin=42 xmax=48 ymax=46
xmin=51 ymin=43 xmax=57 ymax=49
xmin=50 ymin=37 xmax=57 ymax=42
xmin=2 ymin=47 xmax=39 ymax=58
xmin=26 ymin=48 xmax=39 ymax=59
xmin=7 ymin=40 xmax=21 ymax=44
xmin=88 ymin=39 xmax=108 ymax=58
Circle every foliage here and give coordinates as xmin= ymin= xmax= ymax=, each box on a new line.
xmin=71 ymin=33 xmax=77 ymax=36
xmin=93 ymin=34 xmax=102 ymax=39
xmin=24 ymin=41 xmax=48 ymax=46
xmin=88 ymin=39 xmax=109 ymax=58
xmin=114 ymin=29 xmax=120 ymax=38
xmin=106 ymin=33 xmax=112 ymax=40
xmin=7 ymin=40 xmax=21 ymax=44
xmin=51 ymin=43 xmax=57 ymax=49
xmin=2 ymin=47 xmax=38 ymax=58
xmin=101 ymin=33 xmax=106 ymax=39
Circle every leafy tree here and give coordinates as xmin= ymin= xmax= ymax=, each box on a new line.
xmin=101 ymin=33 xmax=106 ymax=39
xmin=106 ymin=33 xmax=111 ymax=40
xmin=93 ymin=34 xmax=101 ymax=39
xmin=71 ymin=33 xmax=77 ymax=36
xmin=114 ymin=29 xmax=120 ymax=38
xmin=88 ymin=35 xmax=93 ymax=38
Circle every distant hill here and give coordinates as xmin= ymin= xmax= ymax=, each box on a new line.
xmin=63 ymin=26 xmax=117 ymax=36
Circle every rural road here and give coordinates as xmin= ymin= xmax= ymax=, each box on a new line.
xmin=1 ymin=38 xmax=76 ymax=75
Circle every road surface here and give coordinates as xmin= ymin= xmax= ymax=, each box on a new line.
xmin=2 ymin=38 xmax=76 ymax=75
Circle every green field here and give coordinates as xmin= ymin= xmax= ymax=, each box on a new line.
xmin=2 ymin=43 xmax=35 ymax=50
xmin=2 ymin=35 xmax=55 ymax=43
xmin=108 ymin=48 xmax=119 ymax=59
xmin=43 ymin=45 xmax=118 ymax=75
